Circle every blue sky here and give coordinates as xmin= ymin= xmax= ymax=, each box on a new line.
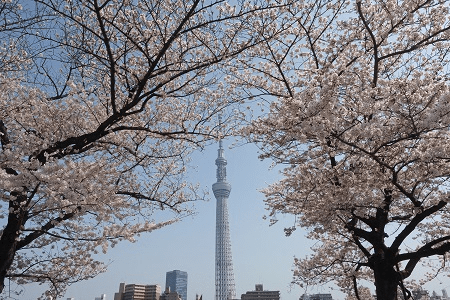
xmin=17 ymin=141 xmax=450 ymax=300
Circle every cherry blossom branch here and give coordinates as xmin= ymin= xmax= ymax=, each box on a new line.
xmin=352 ymin=275 xmax=362 ymax=300
xmin=399 ymin=237 xmax=450 ymax=279
xmin=356 ymin=0 xmax=379 ymax=87
xmin=391 ymin=200 xmax=447 ymax=252
xmin=92 ymin=0 xmax=120 ymax=114
xmin=17 ymin=206 xmax=82 ymax=250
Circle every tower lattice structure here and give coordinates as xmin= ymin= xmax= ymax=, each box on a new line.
xmin=212 ymin=140 xmax=236 ymax=300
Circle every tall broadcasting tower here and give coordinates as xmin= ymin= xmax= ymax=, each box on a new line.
xmin=212 ymin=139 xmax=236 ymax=300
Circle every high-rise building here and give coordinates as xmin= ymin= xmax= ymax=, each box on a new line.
xmin=114 ymin=282 xmax=161 ymax=300
xmin=299 ymin=293 xmax=333 ymax=300
xmin=212 ymin=139 xmax=236 ymax=300
xmin=241 ymin=284 xmax=280 ymax=300
xmin=165 ymin=270 xmax=188 ymax=300
xmin=95 ymin=295 xmax=107 ymax=300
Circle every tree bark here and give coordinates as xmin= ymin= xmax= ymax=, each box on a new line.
xmin=0 ymin=233 xmax=17 ymax=294
xmin=0 ymin=195 xmax=28 ymax=293
xmin=371 ymin=252 xmax=399 ymax=300
xmin=0 ymin=219 xmax=20 ymax=293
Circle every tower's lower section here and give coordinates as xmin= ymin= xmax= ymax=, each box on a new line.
xmin=215 ymin=195 xmax=236 ymax=300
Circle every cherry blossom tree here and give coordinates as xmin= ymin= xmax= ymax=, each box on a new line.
xmin=237 ymin=1 xmax=450 ymax=299
xmin=0 ymin=0 xmax=290 ymax=297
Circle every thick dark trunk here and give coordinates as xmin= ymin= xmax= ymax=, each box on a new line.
xmin=0 ymin=237 xmax=16 ymax=294
xmin=0 ymin=222 xmax=19 ymax=294
xmin=372 ymin=254 xmax=399 ymax=300
xmin=0 ymin=197 xmax=28 ymax=293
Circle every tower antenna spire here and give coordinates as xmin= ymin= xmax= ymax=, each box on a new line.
xmin=212 ymin=113 xmax=236 ymax=300
xmin=218 ymin=114 xmax=224 ymax=150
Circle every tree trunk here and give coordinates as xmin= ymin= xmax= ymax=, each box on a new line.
xmin=0 ymin=197 xmax=28 ymax=293
xmin=0 ymin=221 xmax=19 ymax=294
xmin=0 ymin=237 xmax=16 ymax=294
xmin=372 ymin=254 xmax=399 ymax=300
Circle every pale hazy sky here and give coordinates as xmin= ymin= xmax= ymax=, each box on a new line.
xmin=19 ymin=141 xmax=450 ymax=300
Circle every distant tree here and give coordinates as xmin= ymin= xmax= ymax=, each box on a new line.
xmin=238 ymin=1 xmax=450 ymax=300
xmin=0 ymin=0 xmax=288 ymax=297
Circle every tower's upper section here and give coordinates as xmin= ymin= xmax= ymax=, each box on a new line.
xmin=215 ymin=140 xmax=227 ymax=182
xmin=212 ymin=140 xmax=231 ymax=198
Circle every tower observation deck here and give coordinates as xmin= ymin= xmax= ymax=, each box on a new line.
xmin=212 ymin=139 xmax=236 ymax=300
